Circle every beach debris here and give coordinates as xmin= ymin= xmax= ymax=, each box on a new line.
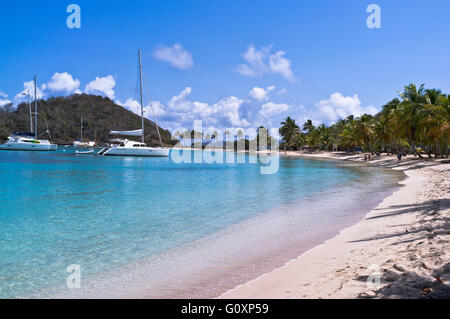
xmin=393 ymin=264 xmax=406 ymax=272
xmin=434 ymin=276 xmax=445 ymax=283
xmin=421 ymin=287 xmax=433 ymax=296
xmin=421 ymin=262 xmax=430 ymax=270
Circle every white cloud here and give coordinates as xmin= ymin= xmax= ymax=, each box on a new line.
xmin=154 ymin=44 xmax=193 ymax=70
xmin=149 ymin=101 xmax=167 ymax=118
xmin=46 ymin=72 xmax=80 ymax=93
xmin=117 ymin=87 xmax=251 ymax=131
xmin=0 ymin=99 xmax=10 ymax=107
xmin=84 ymin=75 xmax=116 ymax=99
xmin=236 ymin=45 xmax=272 ymax=77
xmin=118 ymin=98 xmax=141 ymax=114
xmin=278 ymin=88 xmax=287 ymax=95
xmin=259 ymin=102 xmax=291 ymax=117
xmin=0 ymin=91 xmax=11 ymax=106
xmin=316 ymin=92 xmax=378 ymax=123
xmin=212 ymin=96 xmax=250 ymax=127
xmin=118 ymin=98 xmax=167 ymax=120
xmin=249 ymin=85 xmax=275 ymax=101
xmin=15 ymin=81 xmax=45 ymax=101
xmin=269 ymin=51 xmax=294 ymax=81
xmin=168 ymin=87 xmax=193 ymax=111
xmin=192 ymin=101 xmax=214 ymax=118
xmin=236 ymin=44 xmax=295 ymax=81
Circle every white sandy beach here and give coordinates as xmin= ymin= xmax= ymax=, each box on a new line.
xmin=221 ymin=153 xmax=450 ymax=299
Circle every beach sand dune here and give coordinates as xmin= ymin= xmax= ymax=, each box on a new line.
xmin=221 ymin=153 xmax=450 ymax=299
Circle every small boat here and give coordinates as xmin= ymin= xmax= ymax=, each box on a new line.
xmin=75 ymin=150 xmax=95 ymax=155
xmin=73 ymin=115 xmax=96 ymax=148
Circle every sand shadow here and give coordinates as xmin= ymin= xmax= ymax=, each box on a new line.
xmin=356 ymin=263 xmax=450 ymax=299
xmin=349 ymin=199 xmax=450 ymax=244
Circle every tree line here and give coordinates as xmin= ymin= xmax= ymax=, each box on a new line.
xmin=280 ymin=84 xmax=449 ymax=158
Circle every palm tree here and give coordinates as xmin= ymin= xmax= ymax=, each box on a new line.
xmin=381 ymin=98 xmax=400 ymax=117
xmin=374 ymin=114 xmax=392 ymax=154
xmin=345 ymin=115 xmax=355 ymax=124
xmin=317 ymin=123 xmax=331 ymax=151
xmin=307 ymin=128 xmax=321 ymax=149
xmin=425 ymin=88 xmax=443 ymax=105
xmin=280 ymin=116 xmax=299 ymax=148
xmin=294 ymin=132 xmax=307 ymax=150
xmin=302 ymin=119 xmax=315 ymax=134
xmin=394 ymin=84 xmax=428 ymax=158
xmin=340 ymin=123 xmax=358 ymax=152
xmin=420 ymin=95 xmax=449 ymax=158
xmin=330 ymin=119 xmax=346 ymax=149
xmin=353 ymin=114 xmax=375 ymax=153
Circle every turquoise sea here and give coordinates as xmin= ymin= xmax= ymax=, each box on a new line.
xmin=0 ymin=148 xmax=404 ymax=298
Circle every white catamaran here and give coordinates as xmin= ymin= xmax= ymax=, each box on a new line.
xmin=98 ymin=50 xmax=169 ymax=157
xmin=0 ymin=76 xmax=57 ymax=152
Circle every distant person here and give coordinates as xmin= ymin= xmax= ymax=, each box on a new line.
xmin=397 ymin=152 xmax=403 ymax=162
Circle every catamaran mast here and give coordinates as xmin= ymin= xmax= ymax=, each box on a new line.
xmin=27 ymin=90 xmax=33 ymax=133
xmin=138 ymin=49 xmax=145 ymax=144
xmin=34 ymin=76 xmax=38 ymax=139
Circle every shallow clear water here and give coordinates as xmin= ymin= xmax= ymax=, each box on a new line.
xmin=0 ymin=148 xmax=404 ymax=298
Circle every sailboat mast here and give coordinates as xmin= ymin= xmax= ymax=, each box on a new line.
xmin=27 ymin=90 xmax=33 ymax=133
xmin=80 ymin=115 xmax=83 ymax=141
xmin=34 ymin=76 xmax=38 ymax=139
xmin=138 ymin=49 xmax=145 ymax=144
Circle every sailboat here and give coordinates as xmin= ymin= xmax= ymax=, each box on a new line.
xmin=73 ymin=115 xmax=95 ymax=147
xmin=0 ymin=76 xmax=57 ymax=152
xmin=98 ymin=50 xmax=169 ymax=157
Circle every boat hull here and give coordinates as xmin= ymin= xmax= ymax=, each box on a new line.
xmin=0 ymin=143 xmax=57 ymax=151
xmin=76 ymin=150 xmax=95 ymax=155
xmin=103 ymin=147 xmax=170 ymax=157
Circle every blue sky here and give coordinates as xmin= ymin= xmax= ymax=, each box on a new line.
xmin=0 ymin=0 xmax=449 ymax=132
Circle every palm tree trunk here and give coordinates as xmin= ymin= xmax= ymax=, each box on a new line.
xmin=428 ymin=144 xmax=433 ymax=158
xmin=445 ymin=136 xmax=449 ymax=158
xmin=409 ymin=139 xmax=423 ymax=158
xmin=434 ymin=142 xmax=439 ymax=159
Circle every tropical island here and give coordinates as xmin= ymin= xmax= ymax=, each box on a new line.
xmin=0 ymin=94 xmax=173 ymax=146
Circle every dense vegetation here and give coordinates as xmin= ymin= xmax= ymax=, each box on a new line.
xmin=280 ymin=84 xmax=450 ymax=158
xmin=0 ymin=94 xmax=173 ymax=146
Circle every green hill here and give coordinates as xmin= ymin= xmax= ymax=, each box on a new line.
xmin=0 ymin=94 xmax=173 ymax=146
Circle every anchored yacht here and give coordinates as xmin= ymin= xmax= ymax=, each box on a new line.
xmin=98 ymin=139 xmax=169 ymax=157
xmin=97 ymin=49 xmax=170 ymax=158
xmin=73 ymin=115 xmax=95 ymax=148
xmin=0 ymin=76 xmax=57 ymax=152
xmin=0 ymin=134 xmax=57 ymax=151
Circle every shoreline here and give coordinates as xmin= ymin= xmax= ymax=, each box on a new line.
xmin=220 ymin=152 xmax=450 ymax=299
